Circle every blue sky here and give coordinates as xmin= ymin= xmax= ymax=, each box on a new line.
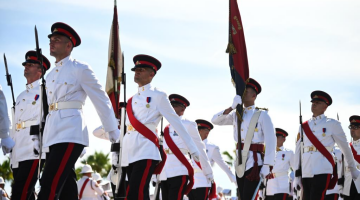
xmin=1 ymin=0 xmax=360 ymax=196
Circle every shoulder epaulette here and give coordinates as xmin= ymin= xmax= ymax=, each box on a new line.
xmin=255 ymin=107 xmax=268 ymax=111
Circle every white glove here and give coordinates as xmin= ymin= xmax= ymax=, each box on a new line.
xmin=205 ymin=173 xmax=214 ymax=183
xmin=260 ymin=165 xmax=270 ymax=178
xmin=151 ymin=174 xmax=157 ymax=187
xmin=350 ymin=168 xmax=360 ymax=180
xmin=112 ymin=152 xmax=120 ymax=168
xmin=293 ymin=177 xmax=302 ymax=190
xmin=191 ymin=151 xmax=200 ymax=162
xmin=109 ymin=129 xmax=120 ymax=143
xmin=80 ymin=148 xmax=87 ymax=158
xmin=33 ymin=139 xmax=40 ymax=156
xmin=231 ymin=95 xmax=242 ymax=109
xmin=1 ymin=136 xmax=15 ymax=155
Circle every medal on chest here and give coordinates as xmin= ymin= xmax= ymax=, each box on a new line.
xmin=255 ymin=123 xmax=258 ymax=132
xmin=322 ymin=128 xmax=326 ymax=137
xmin=32 ymin=94 xmax=39 ymax=105
xmin=146 ymin=97 xmax=151 ymax=108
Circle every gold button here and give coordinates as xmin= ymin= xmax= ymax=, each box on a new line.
xmin=241 ymin=129 xmax=243 ymax=131
xmin=64 ymin=82 xmax=67 ymax=85
xmin=138 ymin=93 xmax=140 ymax=95
xmin=52 ymin=80 xmax=54 ymax=82
xmin=135 ymin=102 xmax=137 ymax=104
xmin=23 ymin=99 xmax=25 ymax=101
xmin=26 ymin=90 xmax=29 ymax=93
xmin=242 ymin=139 xmax=244 ymax=141
xmin=56 ymin=69 xmax=59 ymax=72
xmin=20 ymin=109 xmax=23 ymax=111
xmin=45 ymin=87 xmax=47 ymax=89
xmin=49 ymin=91 xmax=52 ymax=94
xmin=19 ymin=119 xmax=21 ymax=121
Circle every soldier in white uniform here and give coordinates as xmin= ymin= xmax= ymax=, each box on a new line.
xmin=0 ymin=177 xmax=9 ymax=200
xmin=77 ymin=164 xmax=108 ymax=200
xmin=36 ymin=22 xmax=119 ymax=200
xmin=293 ymin=91 xmax=360 ymax=200
xmin=341 ymin=115 xmax=360 ymax=200
xmin=189 ymin=119 xmax=237 ymax=200
xmin=159 ymin=94 xmax=213 ymax=200
xmin=117 ymin=54 xmax=200 ymax=200
xmin=10 ymin=51 xmax=50 ymax=200
xmin=211 ymin=78 xmax=276 ymax=200
xmin=325 ymin=146 xmax=342 ymax=200
xmin=0 ymin=85 xmax=15 ymax=155
xmin=263 ymin=128 xmax=294 ymax=200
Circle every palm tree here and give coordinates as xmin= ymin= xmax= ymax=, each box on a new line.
xmin=222 ymin=143 xmax=237 ymax=167
xmin=79 ymin=151 xmax=111 ymax=178
xmin=0 ymin=158 xmax=13 ymax=181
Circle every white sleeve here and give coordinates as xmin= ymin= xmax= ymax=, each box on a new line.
xmin=187 ymin=123 xmax=213 ymax=175
xmin=211 ymin=110 xmax=234 ymax=126
xmin=92 ymin=180 xmax=105 ymax=195
xmin=261 ymin=112 xmax=276 ymax=166
xmin=290 ymin=150 xmax=296 ymax=171
xmin=79 ymin=65 xmax=118 ymax=133
xmin=0 ymin=86 xmax=10 ymax=139
xmin=212 ymin=145 xmax=235 ymax=181
xmin=331 ymin=121 xmax=358 ymax=171
xmin=157 ymin=93 xmax=198 ymax=154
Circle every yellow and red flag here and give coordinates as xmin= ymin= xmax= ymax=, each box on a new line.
xmin=106 ymin=1 xmax=122 ymax=118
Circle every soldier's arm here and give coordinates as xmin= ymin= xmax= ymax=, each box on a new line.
xmin=289 ymin=150 xmax=296 ymax=171
xmin=0 ymin=87 xmax=10 ymax=139
xmin=187 ymin=122 xmax=213 ymax=175
xmin=78 ymin=64 xmax=118 ymax=133
xmin=157 ymin=92 xmax=198 ymax=154
xmin=91 ymin=180 xmax=105 ymax=195
xmin=331 ymin=121 xmax=358 ymax=172
xmin=293 ymin=126 xmax=302 ymax=172
xmin=211 ymin=108 xmax=234 ymax=126
xmin=262 ymin=112 xmax=276 ymax=166
xmin=211 ymin=145 xmax=236 ymax=180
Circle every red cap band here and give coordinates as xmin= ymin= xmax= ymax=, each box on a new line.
xmin=28 ymin=56 xmax=48 ymax=70
xmin=198 ymin=123 xmax=211 ymax=130
xmin=276 ymin=131 xmax=287 ymax=137
xmin=171 ymin=98 xmax=188 ymax=107
xmin=137 ymin=60 xmax=158 ymax=71
xmin=56 ymin=28 xmax=76 ymax=46
xmin=351 ymin=119 xmax=360 ymax=123
xmin=247 ymin=82 xmax=258 ymax=92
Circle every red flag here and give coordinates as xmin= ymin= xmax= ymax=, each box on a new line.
xmin=106 ymin=2 xmax=122 ymax=118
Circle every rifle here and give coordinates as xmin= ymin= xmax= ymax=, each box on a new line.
xmin=33 ymin=25 xmax=48 ymax=178
xmin=112 ymin=52 xmax=127 ymax=199
xmin=295 ymin=101 xmax=304 ymax=197
xmin=153 ymin=117 xmax=164 ymax=199
xmin=3 ymin=54 xmax=16 ymax=109
xmin=337 ymin=113 xmax=345 ymax=187
xmin=3 ymin=54 xmax=16 ymax=127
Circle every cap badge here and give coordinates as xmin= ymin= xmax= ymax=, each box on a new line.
xmin=314 ymin=95 xmax=318 ymax=98
xmin=53 ymin=28 xmax=58 ymax=33
xmin=136 ymin=61 xmax=141 ymax=65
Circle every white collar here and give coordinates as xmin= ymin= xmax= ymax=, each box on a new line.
xmin=55 ymin=55 xmax=71 ymax=67
xmin=26 ymin=79 xmax=41 ymax=90
xmin=353 ymin=139 xmax=360 ymax=145
xmin=138 ymin=83 xmax=151 ymax=94
xmin=311 ymin=114 xmax=326 ymax=121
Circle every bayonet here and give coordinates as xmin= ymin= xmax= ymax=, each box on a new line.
xmin=3 ymin=54 xmax=16 ymax=108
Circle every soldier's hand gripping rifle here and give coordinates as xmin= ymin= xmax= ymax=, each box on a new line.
xmin=3 ymin=54 xmax=16 ymax=123
xmin=153 ymin=117 xmax=164 ymax=200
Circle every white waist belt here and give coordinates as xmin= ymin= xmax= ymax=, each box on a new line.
xmin=127 ymin=123 xmax=156 ymax=133
xmin=346 ymin=165 xmax=360 ymax=171
xmin=15 ymin=120 xmax=37 ymax=131
xmin=273 ymin=171 xmax=288 ymax=178
xmin=164 ymin=148 xmax=189 ymax=155
xmin=194 ymin=168 xmax=202 ymax=173
xmin=303 ymin=146 xmax=333 ymax=153
xmin=49 ymin=101 xmax=83 ymax=111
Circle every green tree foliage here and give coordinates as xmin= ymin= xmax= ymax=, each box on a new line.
xmin=76 ymin=151 xmax=111 ymax=180
xmin=0 ymin=158 xmax=13 ymax=181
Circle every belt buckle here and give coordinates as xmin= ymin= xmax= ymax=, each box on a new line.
xmin=309 ymin=146 xmax=314 ymax=152
xmin=49 ymin=103 xmax=58 ymax=111
xmin=165 ymin=149 xmax=170 ymax=154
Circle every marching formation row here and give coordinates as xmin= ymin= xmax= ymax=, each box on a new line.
xmin=0 ymin=21 xmax=359 ymax=200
